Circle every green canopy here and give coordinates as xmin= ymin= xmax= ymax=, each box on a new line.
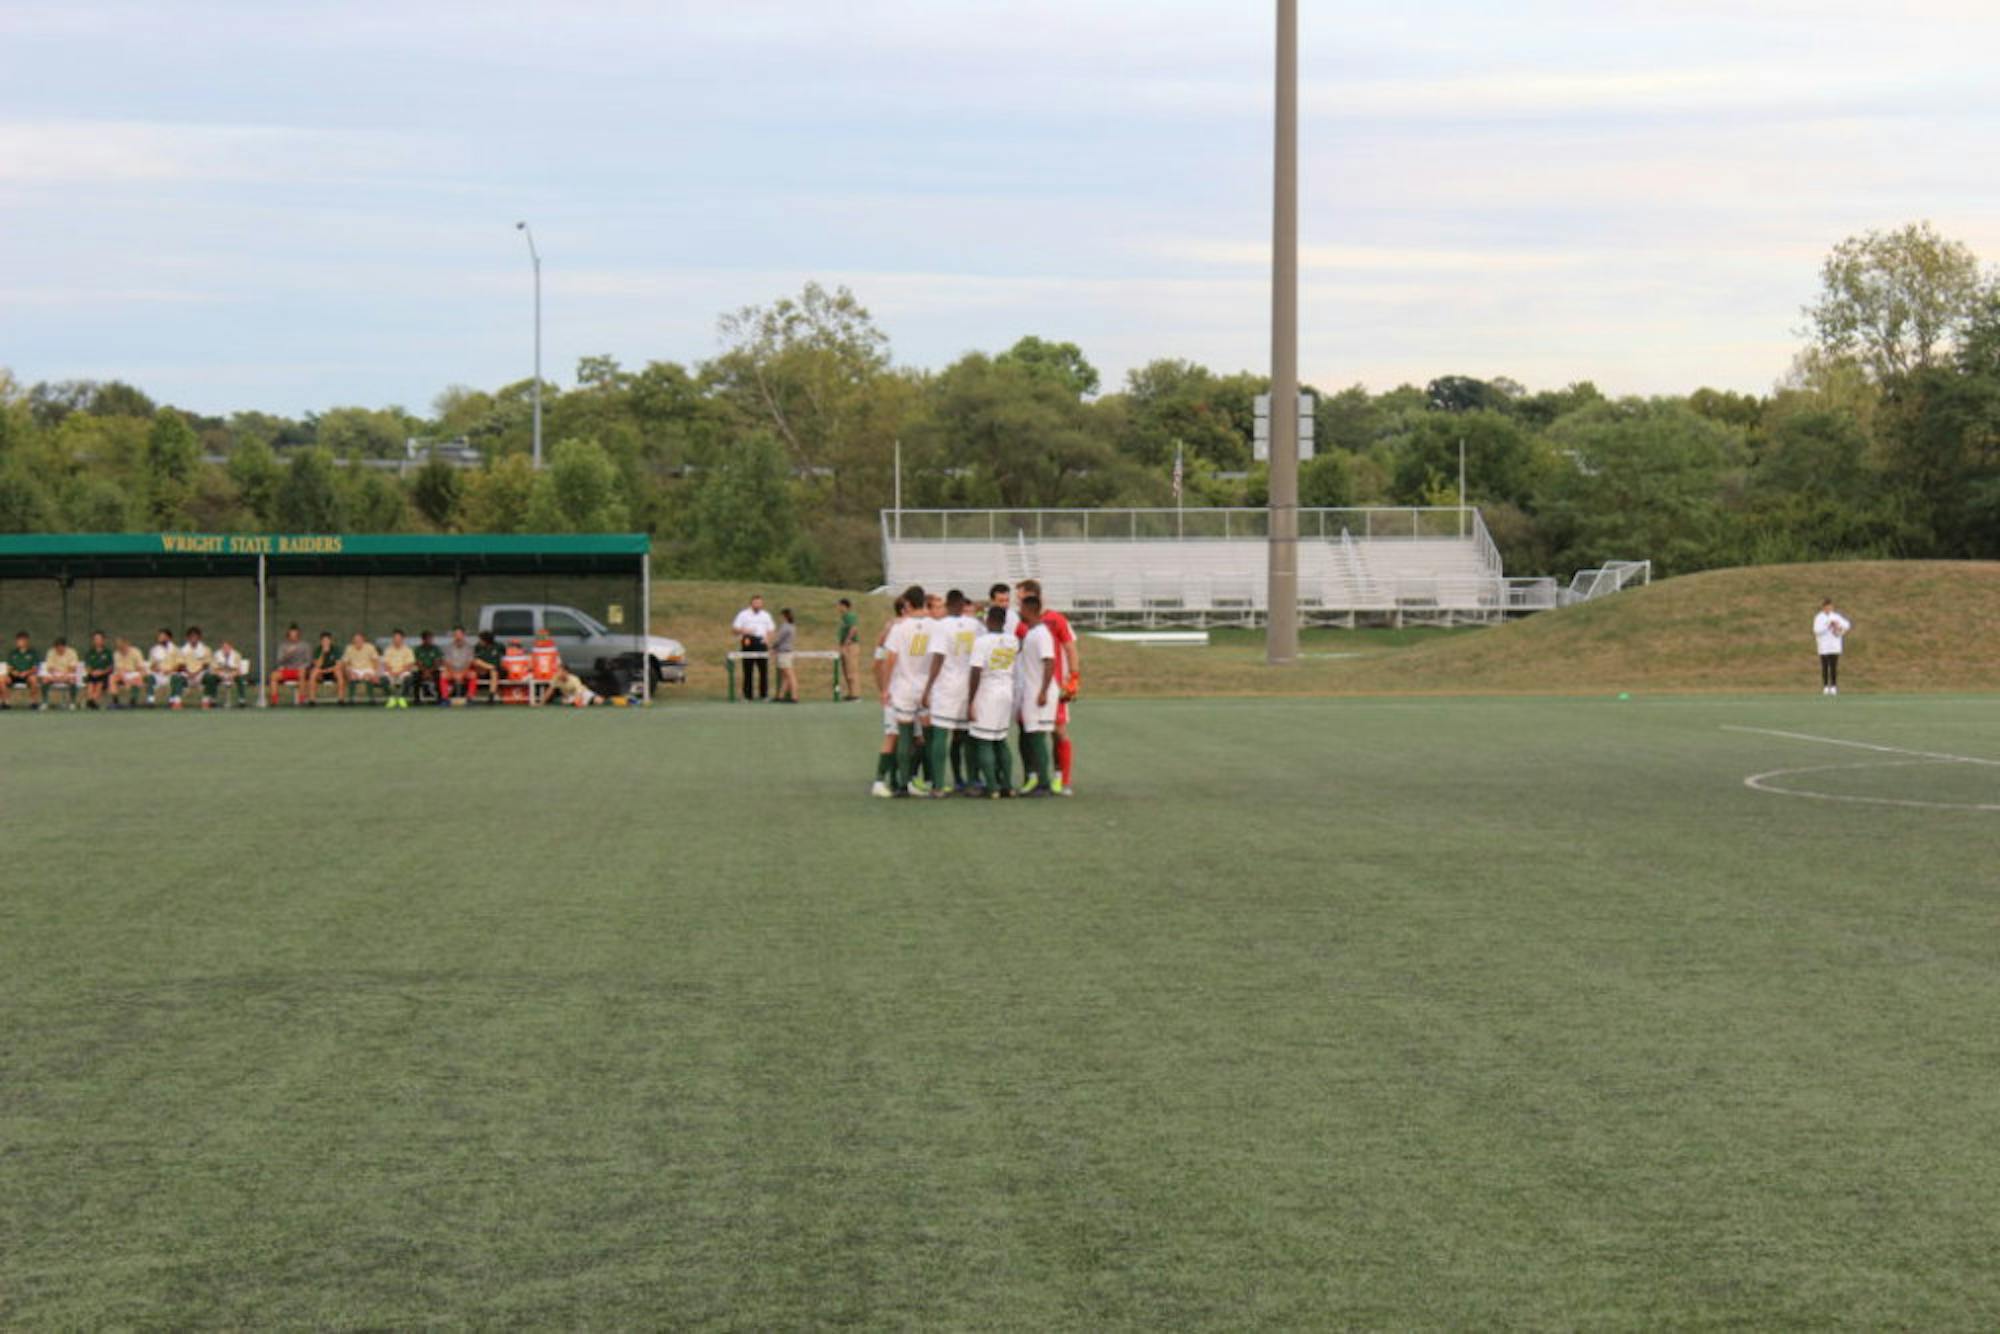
xmin=0 ymin=533 xmax=648 ymax=579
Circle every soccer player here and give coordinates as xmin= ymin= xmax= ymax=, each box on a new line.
xmin=989 ymin=582 xmax=1019 ymax=636
xmin=0 ymin=630 xmax=37 ymax=708
xmin=413 ymin=630 xmax=445 ymax=704
xmin=271 ymin=624 xmax=313 ymax=705
xmin=966 ymin=604 xmax=1019 ymax=798
xmin=1013 ymin=578 xmax=1079 ymax=793
xmin=147 ymin=628 xmax=180 ymax=708
xmin=1015 ymin=594 xmax=1060 ymax=795
xmin=880 ymin=584 xmax=938 ymax=795
xmin=1813 ymin=598 xmax=1852 ymax=695
xmin=81 ymin=631 xmax=114 ymax=709
xmin=920 ymin=589 xmax=982 ymax=792
xmin=176 ymin=626 xmax=214 ymax=708
xmin=439 ymin=626 xmax=479 ymax=704
xmin=548 ymin=665 xmax=600 ymax=707
xmin=110 ymin=636 xmax=147 ymax=708
xmin=208 ymin=639 xmax=251 ymax=707
xmin=836 ymin=597 xmax=861 ymax=702
xmin=306 ymin=631 xmax=343 ymax=705
xmin=341 ymin=632 xmax=384 ymax=704
xmin=472 ymin=630 xmax=505 ymax=703
xmin=40 ymin=636 xmax=83 ymax=710
xmin=869 ymin=596 xmax=910 ymax=797
xmin=380 ymin=630 xmax=417 ymax=708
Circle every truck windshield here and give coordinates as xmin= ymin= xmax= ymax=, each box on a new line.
xmin=545 ymin=611 xmax=590 ymax=638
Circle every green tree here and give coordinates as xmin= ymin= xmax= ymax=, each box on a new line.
xmin=0 ymin=459 xmax=54 ymax=531
xmin=228 ymin=438 xmax=283 ymax=527
xmin=1389 ymin=411 xmax=1550 ymax=509
xmin=411 ymin=457 xmax=464 ymax=530
xmin=525 ymin=438 xmax=630 ymax=532
xmin=995 ymin=335 xmax=1100 ymax=397
xmin=1539 ymin=400 xmax=1745 ymax=575
xmin=341 ymin=468 xmax=408 ymax=533
xmin=1806 ymin=222 xmax=1992 ymax=382
xmin=274 ymin=448 xmax=346 ymax=531
xmin=460 ymin=454 xmax=538 ymax=534
xmin=682 ymin=432 xmax=812 ymax=581
xmin=316 ymin=406 xmax=409 ymax=459
xmin=916 ymin=354 xmax=1131 ymax=508
xmin=145 ymin=409 xmax=201 ymax=527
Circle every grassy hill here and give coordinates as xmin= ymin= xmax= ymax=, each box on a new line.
xmin=658 ymin=562 xmax=1998 ymax=700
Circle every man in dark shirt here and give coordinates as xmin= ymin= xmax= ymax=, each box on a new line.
xmin=82 ymin=631 xmax=115 ymax=709
xmin=3 ymin=631 xmax=41 ymax=709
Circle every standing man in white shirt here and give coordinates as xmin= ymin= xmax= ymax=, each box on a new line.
xmin=731 ymin=594 xmax=776 ymax=702
xmin=920 ymin=589 xmax=983 ymax=793
xmin=880 ymin=585 xmax=939 ymax=795
xmin=1812 ymin=598 xmax=1852 ymax=695
xmin=1015 ymin=594 xmax=1060 ymax=796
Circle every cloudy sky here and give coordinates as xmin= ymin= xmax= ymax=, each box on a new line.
xmin=3 ymin=0 xmax=1997 ymax=416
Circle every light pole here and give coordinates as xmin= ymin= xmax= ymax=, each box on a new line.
xmin=515 ymin=221 xmax=543 ymax=469
xmin=1265 ymin=0 xmax=1300 ymax=665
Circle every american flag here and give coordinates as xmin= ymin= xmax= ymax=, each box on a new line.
xmin=1171 ymin=442 xmax=1183 ymax=501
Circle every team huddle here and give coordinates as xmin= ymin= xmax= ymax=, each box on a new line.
xmin=872 ymin=579 xmax=1079 ymax=798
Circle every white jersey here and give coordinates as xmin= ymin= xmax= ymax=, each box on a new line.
xmin=1813 ymin=610 xmax=1851 ymax=655
xmin=968 ymin=632 xmax=1018 ymax=739
xmin=927 ymin=614 xmax=981 ymax=725
xmin=180 ymin=641 xmax=214 ymax=674
xmin=884 ymin=616 xmax=938 ymax=713
xmin=148 ymin=643 xmax=177 ymax=678
xmin=1016 ymin=622 xmax=1059 ymax=731
xmin=213 ymin=647 xmax=247 ymax=677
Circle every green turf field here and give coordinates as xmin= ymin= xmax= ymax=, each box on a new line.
xmin=4 ymin=695 xmax=1999 ymax=1327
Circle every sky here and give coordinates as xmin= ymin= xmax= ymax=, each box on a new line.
xmin=3 ymin=0 xmax=1998 ymax=417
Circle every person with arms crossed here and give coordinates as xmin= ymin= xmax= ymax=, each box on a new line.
xmin=1813 ymin=598 xmax=1852 ymax=695
xmin=732 ymin=595 xmax=776 ymax=701
xmin=81 ymin=631 xmax=114 ymax=709
xmin=836 ymin=597 xmax=861 ymax=701
xmin=341 ymin=632 xmax=384 ymax=704
xmin=438 ymin=627 xmax=478 ymax=704
xmin=176 ymin=626 xmax=214 ymax=709
xmin=1014 ymin=594 xmax=1060 ymax=796
xmin=271 ymin=624 xmax=312 ymax=705
xmin=965 ymin=604 xmax=1019 ymax=798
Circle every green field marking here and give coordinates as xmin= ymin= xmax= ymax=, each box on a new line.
xmin=4 ymin=696 xmax=2000 ymax=1327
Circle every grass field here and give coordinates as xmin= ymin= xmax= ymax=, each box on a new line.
xmin=5 ymin=693 xmax=2000 ymax=1327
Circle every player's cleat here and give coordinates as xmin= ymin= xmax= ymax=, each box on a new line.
xmin=1018 ymin=774 xmax=1041 ymax=795
xmin=962 ymin=785 xmax=987 ymax=799
xmin=870 ymin=781 xmax=894 ymax=798
xmin=169 ymin=698 xmax=182 ymax=710
xmin=909 ymin=777 xmax=932 ymax=797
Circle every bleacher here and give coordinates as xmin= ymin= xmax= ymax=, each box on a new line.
xmin=881 ymin=508 xmax=1564 ymax=626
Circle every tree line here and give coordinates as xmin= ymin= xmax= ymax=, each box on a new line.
xmin=2 ymin=222 xmax=1994 ymax=587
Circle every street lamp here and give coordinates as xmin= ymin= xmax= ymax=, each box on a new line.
xmin=515 ymin=220 xmax=543 ymax=469
xmin=1265 ymin=0 xmax=1299 ymax=665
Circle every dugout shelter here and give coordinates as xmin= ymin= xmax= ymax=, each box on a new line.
xmin=0 ymin=533 xmax=657 ymax=703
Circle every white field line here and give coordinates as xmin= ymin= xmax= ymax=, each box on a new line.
xmin=1722 ymin=726 xmax=2000 ymax=813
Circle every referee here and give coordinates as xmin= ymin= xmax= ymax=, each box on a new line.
xmin=732 ymin=594 xmax=776 ymax=701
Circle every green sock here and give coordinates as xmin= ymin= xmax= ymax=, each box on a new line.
xmin=876 ymin=752 xmax=893 ymax=782
xmin=170 ymin=674 xmax=185 ymax=700
xmin=994 ymin=737 xmax=1014 ymax=791
xmin=949 ymin=730 xmax=966 ymax=787
xmin=926 ymin=728 xmax=949 ymax=790
xmin=896 ymin=723 xmax=918 ymax=789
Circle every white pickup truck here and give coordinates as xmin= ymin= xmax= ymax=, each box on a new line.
xmin=476 ymin=603 xmax=685 ymax=692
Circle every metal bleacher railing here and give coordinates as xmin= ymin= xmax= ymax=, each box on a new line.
xmin=879 ymin=507 xmax=1594 ymax=627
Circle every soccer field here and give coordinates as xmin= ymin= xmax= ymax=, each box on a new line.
xmin=5 ymin=695 xmax=1999 ymax=1327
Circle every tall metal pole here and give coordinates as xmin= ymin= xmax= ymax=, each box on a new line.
xmin=256 ymin=554 xmax=267 ymax=709
xmin=516 ymin=221 xmax=543 ymax=469
xmin=1265 ymin=0 xmax=1300 ymax=664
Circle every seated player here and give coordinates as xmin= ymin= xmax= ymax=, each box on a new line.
xmin=81 ymin=631 xmax=114 ymax=709
xmin=472 ymin=630 xmax=505 ymax=703
xmin=40 ymin=636 xmax=83 ymax=710
xmin=306 ymin=631 xmax=343 ymax=705
xmin=965 ymin=604 xmax=1018 ymax=798
xmin=548 ymin=665 xmax=600 ymax=708
xmin=271 ymin=624 xmax=313 ymax=705
xmin=3 ymin=630 xmax=42 ymax=709
xmin=438 ymin=626 xmax=478 ymax=704
xmin=175 ymin=626 xmax=214 ymax=710
xmin=341 ymin=632 xmax=385 ymax=704
xmin=146 ymin=629 xmax=180 ymax=708
xmin=1014 ymin=594 xmax=1060 ymax=796
xmin=208 ymin=639 xmax=251 ymax=707
xmin=413 ymin=630 xmax=444 ymax=704
xmin=379 ymin=630 xmax=417 ymax=709
xmin=110 ymin=636 xmax=148 ymax=709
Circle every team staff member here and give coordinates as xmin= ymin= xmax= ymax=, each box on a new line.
xmin=82 ymin=631 xmax=114 ymax=709
xmin=272 ymin=624 xmax=313 ymax=704
xmin=1813 ymin=598 xmax=1852 ymax=696
xmin=1013 ymin=579 xmax=1078 ymax=794
xmin=306 ymin=631 xmax=343 ymax=705
xmin=732 ymin=595 xmax=776 ymax=701
xmin=836 ymin=598 xmax=861 ymax=701
xmin=110 ymin=637 xmax=147 ymax=708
